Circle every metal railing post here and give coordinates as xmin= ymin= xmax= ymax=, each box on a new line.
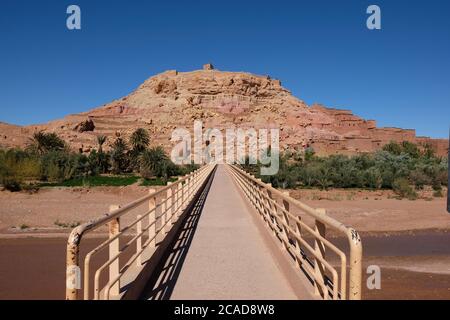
xmin=136 ymin=214 xmax=142 ymax=266
xmin=314 ymin=208 xmax=327 ymax=298
xmin=294 ymin=218 xmax=303 ymax=269
xmin=188 ymin=175 xmax=193 ymax=199
xmin=265 ymin=186 xmax=278 ymax=236
xmin=182 ymin=177 xmax=187 ymax=207
xmin=279 ymin=195 xmax=291 ymax=252
xmin=160 ymin=194 xmax=166 ymax=236
xmin=260 ymin=186 xmax=271 ymax=228
xmin=192 ymin=171 xmax=196 ymax=191
xmin=281 ymin=191 xmax=290 ymax=217
xmin=250 ymin=178 xmax=257 ymax=207
xmin=155 ymin=194 xmax=162 ymax=236
xmin=66 ymin=235 xmax=80 ymax=300
xmin=167 ymin=182 xmax=173 ymax=227
xmin=177 ymin=178 xmax=183 ymax=217
xmin=275 ymin=191 xmax=290 ymax=249
xmin=148 ymin=189 xmax=156 ymax=248
xmin=348 ymin=229 xmax=363 ymax=300
xmin=108 ymin=205 xmax=121 ymax=297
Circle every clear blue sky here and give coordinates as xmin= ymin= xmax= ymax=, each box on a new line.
xmin=0 ymin=0 xmax=449 ymax=138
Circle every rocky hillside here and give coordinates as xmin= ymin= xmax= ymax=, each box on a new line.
xmin=1 ymin=64 xmax=448 ymax=156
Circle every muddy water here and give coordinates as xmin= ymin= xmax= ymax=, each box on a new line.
xmin=335 ymin=232 xmax=450 ymax=257
xmin=0 ymin=232 xmax=449 ymax=300
xmin=0 ymin=237 xmax=138 ymax=300
xmin=355 ymin=232 xmax=450 ymax=300
xmin=0 ymin=237 xmax=67 ymax=300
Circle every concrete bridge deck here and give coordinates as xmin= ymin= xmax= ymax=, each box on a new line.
xmin=141 ymin=165 xmax=311 ymax=300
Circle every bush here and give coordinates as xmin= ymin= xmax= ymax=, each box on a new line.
xmin=40 ymin=151 xmax=89 ymax=182
xmin=87 ymin=150 xmax=110 ymax=175
xmin=401 ymin=141 xmax=421 ymax=158
xmin=432 ymin=180 xmax=443 ymax=192
xmin=382 ymin=141 xmax=420 ymax=158
xmin=364 ymin=167 xmax=383 ymax=189
xmin=409 ymin=169 xmax=431 ymax=190
xmin=3 ymin=177 xmax=22 ymax=192
xmin=433 ymin=190 xmax=444 ymax=198
xmin=0 ymin=149 xmax=40 ymax=179
xmin=240 ymin=140 xmax=446 ymax=195
xmin=0 ymin=149 xmax=41 ymax=191
xmin=392 ymin=178 xmax=417 ymax=200
xmin=382 ymin=141 xmax=403 ymax=155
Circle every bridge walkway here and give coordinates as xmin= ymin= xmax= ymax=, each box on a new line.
xmin=140 ymin=165 xmax=312 ymax=300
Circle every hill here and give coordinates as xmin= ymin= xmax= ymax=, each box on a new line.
xmin=0 ymin=64 xmax=447 ymax=156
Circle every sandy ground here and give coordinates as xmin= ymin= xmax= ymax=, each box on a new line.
xmin=0 ymin=186 xmax=153 ymax=234
xmin=1 ymin=187 xmax=448 ymax=234
xmin=289 ymin=188 xmax=450 ymax=233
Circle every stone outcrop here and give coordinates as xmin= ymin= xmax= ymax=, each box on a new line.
xmin=74 ymin=118 xmax=95 ymax=133
xmin=0 ymin=66 xmax=447 ymax=156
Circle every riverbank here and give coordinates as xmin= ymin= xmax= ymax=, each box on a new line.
xmin=290 ymin=188 xmax=450 ymax=233
xmin=1 ymin=187 xmax=449 ymax=234
xmin=0 ymin=186 xmax=151 ymax=233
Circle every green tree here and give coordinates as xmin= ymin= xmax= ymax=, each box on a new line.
xmin=87 ymin=150 xmax=110 ymax=175
xmin=130 ymin=128 xmax=150 ymax=154
xmin=96 ymin=135 xmax=107 ymax=154
xmin=129 ymin=128 xmax=150 ymax=170
xmin=304 ymin=147 xmax=316 ymax=162
xmin=139 ymin=146 xmax=169 ymax=179
xmin=110 ymin=138 xmax=129 ymax=174
xmin=28 ymin=131 xmax=66 ymax=155
xmin=382 ymin=141 xmax=402 ymax=155
xmin=422 ymin=143 xmax=436 ymax=159
xmin=364 ymin=167 xmax=383 ymax=189
xmin=401 ymin=141 xmax=421 ymax=158
xmin=315 ymin=166 xmax=333 ymax=190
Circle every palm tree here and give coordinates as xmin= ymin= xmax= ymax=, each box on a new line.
xmin=28 ymin=131 xmax=65 ymax=155
xmin=140 ymin=146 xmax=169 ymax=178
xmin=130 ymin=128 xmax=150 ymax=154
xmin=96 ymin=135 xmax=107 ymax=153
xmin=111 ymin=137 xmax=129 ymax=174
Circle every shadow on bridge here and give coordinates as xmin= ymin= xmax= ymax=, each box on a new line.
xmin=139 ymin=167 xmax=216 ymax=300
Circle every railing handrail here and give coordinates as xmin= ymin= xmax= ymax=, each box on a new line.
xmin=67 ymin=169 xmax=203 ymax=244
xmin=228 ymin=164 xmax=363 ymax=300
xmin=230 ymin=165 xmax=350 ymax=234
xmin=66 ymin=164 xmax=215 ymax=300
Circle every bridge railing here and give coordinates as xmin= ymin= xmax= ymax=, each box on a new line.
xmin=66 ymin=164 xmax=216 ymax=300
xmin=227 ymin=165 xmax=363 ymax=300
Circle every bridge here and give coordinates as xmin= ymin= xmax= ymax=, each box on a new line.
xmin=65 ymin=164 xmax=362 ymax=300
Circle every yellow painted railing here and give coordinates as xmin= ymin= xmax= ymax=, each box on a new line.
xmin=66 ymin=164 xmax=216 ymax=300
xmin=227 ymin=165 xmax=363 ymax=300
